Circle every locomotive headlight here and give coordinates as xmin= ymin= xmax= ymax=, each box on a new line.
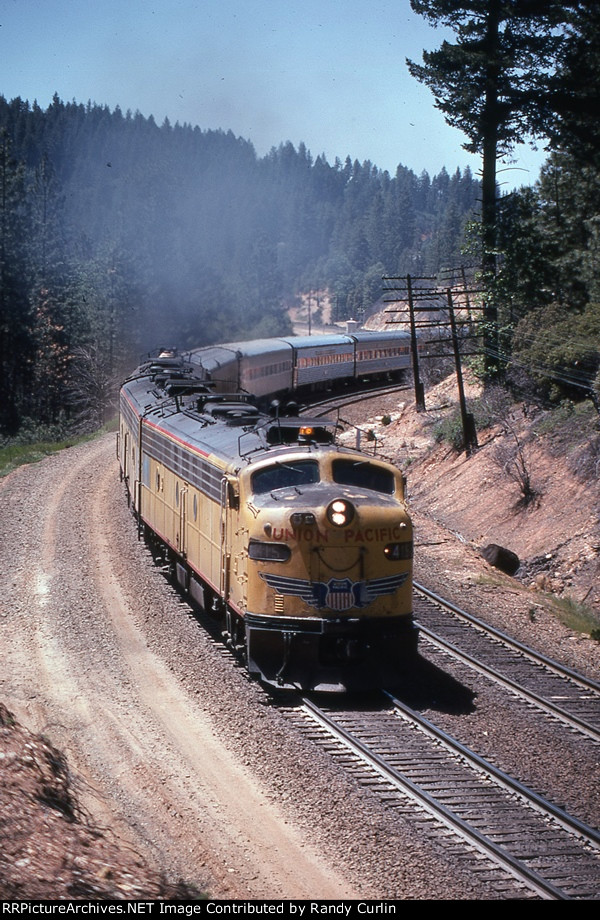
xmin=327 ymin=499 xmax=354 ymax=527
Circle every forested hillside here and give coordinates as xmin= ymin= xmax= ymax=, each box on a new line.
xmin=0 ymin=95 xmax=479 ymax=435
xmin=2 ymin=4 xmax=600 ymax=444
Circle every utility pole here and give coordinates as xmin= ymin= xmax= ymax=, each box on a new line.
xmin=407 ymin=274 xmax=426 ymax=412
xmin=383 ymin=269 xmax=483 ymax=455
xmin=447 ymin=289 xmax=478 ymax=456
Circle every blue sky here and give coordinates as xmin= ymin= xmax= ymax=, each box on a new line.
xmin=1 ymin=0 xmax=546 ymax=185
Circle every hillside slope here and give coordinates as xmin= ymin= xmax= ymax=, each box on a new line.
xmin=345 ymin=371 xmax=600 ymax=652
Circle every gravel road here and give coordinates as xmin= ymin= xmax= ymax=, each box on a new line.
xmin=1 ymin=434 xmax=498 ymax=900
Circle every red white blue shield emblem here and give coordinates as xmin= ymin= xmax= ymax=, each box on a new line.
xmin=324 ymin=578 xmax=357 ymax=611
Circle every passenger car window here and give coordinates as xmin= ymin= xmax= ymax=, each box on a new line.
xmin=332 ymin=459 xmax=395 ymax=494
xmin=251 ymin=460 xmax=319 ymax=494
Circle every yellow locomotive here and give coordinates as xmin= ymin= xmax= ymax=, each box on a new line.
xmin=119 ymin=341 xmax=416 ymax=691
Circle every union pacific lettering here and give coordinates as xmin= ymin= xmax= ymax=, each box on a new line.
xmin=272 ymin=527 xmax=330 ymax=543
xmin=271 ymin=526 xmax=406 ymax=543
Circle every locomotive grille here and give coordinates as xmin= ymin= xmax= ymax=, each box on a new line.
xmin=143 ymin=426 xmax=223 ymax=501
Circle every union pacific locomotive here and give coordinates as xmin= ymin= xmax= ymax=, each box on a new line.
xmin=118 ymin=331 xmax=417 ymax=691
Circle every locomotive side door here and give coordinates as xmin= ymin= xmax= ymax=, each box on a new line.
xmin=219 ymin=478 xmax=231 ymax=603
xmin=176 ymin=483 xmax=187 ymax=556
xmin=220 ymin=476 xmax=248 ymax=611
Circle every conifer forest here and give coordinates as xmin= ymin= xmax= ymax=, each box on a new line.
xmin=0 ymin=2 xmax=599 ymax=437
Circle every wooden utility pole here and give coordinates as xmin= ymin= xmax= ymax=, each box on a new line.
xmin=383 ymin=269 xmax=484 ymax=455
xmin=407 ymin=274 xmax=426 ymax=411
xmin=447 ymin=289 xmax=478 ymax=455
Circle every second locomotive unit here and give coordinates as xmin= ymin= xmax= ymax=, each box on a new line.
xmin=118 ymin=332 xmax=416 ymax=691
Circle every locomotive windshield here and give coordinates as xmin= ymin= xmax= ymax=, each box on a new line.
xmin=251 ymin=459 xmax=320 ymax=494
xmin=332 ymin=459 xmax=395 ymax=495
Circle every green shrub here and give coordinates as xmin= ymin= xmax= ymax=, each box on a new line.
xmin=433 ymin=410 xmax=465 ymax=451
xmin=511 ymin=302 xmax=600 ymax=405
xmin=549 ymin=594 xmax=600 ymax=638
xmin=0 ymin=420 xmax=115 ymax=477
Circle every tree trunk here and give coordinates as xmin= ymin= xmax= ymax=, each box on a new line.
xmin=481 ymin=0 xmax=501 ymax=375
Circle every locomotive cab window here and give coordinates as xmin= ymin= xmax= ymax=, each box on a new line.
xmin=251 ymin=460 xmax=319 ymax=495
xmin=332 ymin=459 xmax=395 ymax=495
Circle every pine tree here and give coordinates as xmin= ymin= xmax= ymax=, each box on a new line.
xmin=407 ymin=0 xmax=573 ymax=277
xmin=547 ymin=3 xmax=600 ymax=170
xmin=0 ymin=129 xmax=33 ymax=432
xmin=407 ymin=1 xmax=578 ymax=376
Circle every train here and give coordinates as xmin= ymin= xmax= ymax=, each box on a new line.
xmin=118 ymin=330 xmax=417 ymax=691
xmin=186 ymin=329 xmax=412 ymax=402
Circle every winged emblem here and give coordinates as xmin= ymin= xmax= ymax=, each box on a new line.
xmin=358 ymin=573 xmax=409 ymax=605
xmin=259 ymin=571 xmax=408 ymax=612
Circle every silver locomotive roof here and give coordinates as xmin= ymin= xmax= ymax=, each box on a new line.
xmin=121 ymin=355 xmax=339 ymax=471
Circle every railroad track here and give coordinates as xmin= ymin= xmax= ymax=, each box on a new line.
xmin=413 ymin=582 xmax=600 ymax=743
xmin=304 ymin=381 xmax=410 ymax=416
xmin=287 ymin=695 xmax=600 ymax=900
xmin=150 ymin=487 xmax=600 ymax=897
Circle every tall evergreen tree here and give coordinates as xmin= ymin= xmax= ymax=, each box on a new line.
xmin=407 ymin=1 xmax=573 ymax=278
xmin=0 ymin=130 xmax=33 ymax=431
xmin=407 ymin=1 xmax=579 ymax=376
xmin=547 ymin=2 xmax=600 ymax=170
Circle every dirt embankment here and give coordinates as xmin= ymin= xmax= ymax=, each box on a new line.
xmin=0 ymin=439 xmax=359 ymax=901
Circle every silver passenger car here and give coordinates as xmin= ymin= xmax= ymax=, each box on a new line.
xmin=352 ymin=330 xmax=411 ymax=377
xmin=189 ymin=339 xmax=294 ymax=398
xmin=188 ymin=329 xmax=412 ymax=400
xmin=283 ymin=333 xmax=356 ymax=389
